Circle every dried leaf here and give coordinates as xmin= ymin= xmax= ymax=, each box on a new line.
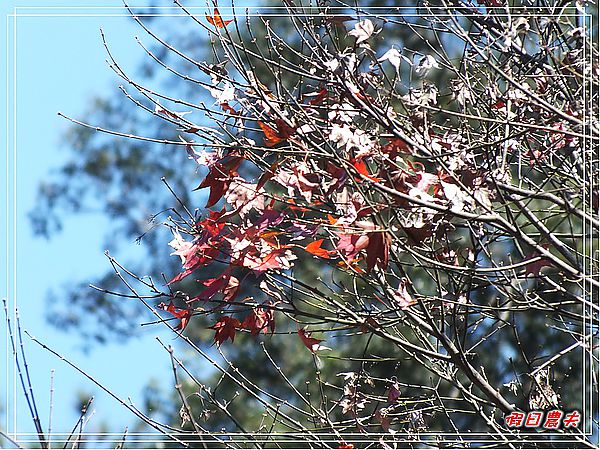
xmin=206 ymin=8 xmax=234 ymax=28
xmin=348 ymin=19 xmax=374 ymax=44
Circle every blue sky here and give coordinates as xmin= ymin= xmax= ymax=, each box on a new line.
xmin=1 ymin=1 xmax=181 ymax=443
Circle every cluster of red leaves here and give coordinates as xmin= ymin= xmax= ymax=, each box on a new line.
xmin=159 ymin=60 xmax=505 ymax=351
xmin=163 ymin=132 xmax=481 ymax=340
xmin=303 ymin=227 xmax=391 ymax=274
xmin=164 ymin=147 xmax=401 ymax=339
xmin=208 ymin=305 xmax=276 ymax=345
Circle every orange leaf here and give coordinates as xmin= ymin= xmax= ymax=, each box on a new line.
xmin=206 ymin=8 xmax=234 ymax=28
xmin=351 ymin=158 xmax=381 ymax=182
xmin=258 ymin=121 xmax=284 ymax=147
xmin=305 ymin=239 xmax=331 ymax=259
xmin=286 ymin=198 xmax=311 ymax=213
xmin=258 ymin=120 xmax=296 ymax=147
xmin=259 ymin=230 xmax=284 ymax=239
xmin=337 ymin=258 xmax=364 ymax=273
xmin=220 ymin=102 xmax=237 ymax=115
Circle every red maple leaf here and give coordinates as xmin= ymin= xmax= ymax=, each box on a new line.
xmin=241 ymin=305 xmax=275 ymax=336
xmin=232 ymin=236 xmax=295 ymax=273
xmin=194 ymin=270 xmax=239 ymax=302
xmin=167 ymin=268 xmax=196 ymax=285
xmin=524 ymin=251 xmax=554 ymax=277
xmin=167 ymin=241 xmax=221 ymax=285
xmin=158 ymin=301 xmax=192 ymax=332
xmin=307 ymin=87 xmax=328 ymax=105
xmin=382 ymin=138 xmax=412 ymax=158
xmin=195 ymin=208 xmax=228 ymax=237
xmin=298 ymin=328 xmax=326 ymax=353
xmin=247 ymin=248 xmax=291 ymax=273
xmin=253 ymin=209 xmax=285 ymax=233
xmin=210 ymin=316 xmax=241 ymax=345
xmin=365 ymin=231 xmax=391 ymax=272
xmin=194 ymin=156 xmax=243 ymax=208
xmin=195 ymin=274 xmax=227 ymax=301
xmin=206 ymin=8 xmax=234 ymax=28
